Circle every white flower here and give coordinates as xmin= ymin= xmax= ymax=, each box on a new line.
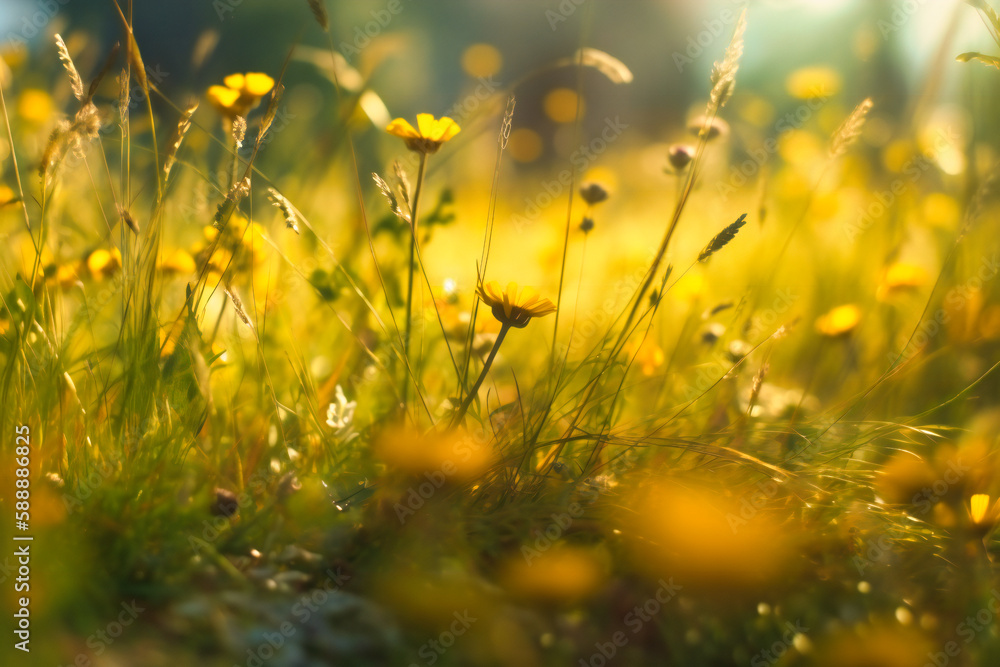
xmin=326 ymin=385 xmax=356 ymax=432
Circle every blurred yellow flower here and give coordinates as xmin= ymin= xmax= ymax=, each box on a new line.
xmin=876 ymin=454 xmax=938 ymax=505
xmin=815 ymin=304 xmax=861 ymax=336
xmin=461 ymin=43 xmax=503 ymax=78
xmin=0 ymin=185 xmax=18 ymax=206
xmin=543 ymin=88 xmax=583 ymax=123
xmin=198 ymin=214 xmax=269 ymax=275
xmin=207 ymin=71 xmax=274 ymax=118
xmin=785 ymin=65 xmax=842 ymax=99
xmin=877 ymin=262 xmax=928 ymax=300
xmin=882 ymin=139 xmax=916 ymax=173
xmin=477 ymin=280 xmax=556 ymax=329
xmin=376 ymin=426 xmax=494 ymax=483
xmin=970 ymin=493 xmax=992 ymax=525
xmin=778 ymin=129 xmax=822 ymax=166
xmin=620 ymin=482 xmax=794 ymax=592
xmin=507 ymin=128 xmax=542 ymax=163
xmin=386 ymin=113 xmax=460 ymax=154
xmin=884 ymin=262 xmax=927 ymax=289
xmin=157 ymin=248 xmax=196 ymax=275
xmin=86 ymin=247 xmax=122 ymax=280
xmin=500 ymin=546 xmax=605 ymax=605
xmin=48 ymin=262 xmax=82 ymax=290
xmin=629 ymin=338 xmax=665 ymax=376
xmin=814 ymin=625 xmax=932 ymax=667
xmin=18 ymin=89 xmax=54 ymax=124
xmin=923 ymin=192 xmax=960 ymax=228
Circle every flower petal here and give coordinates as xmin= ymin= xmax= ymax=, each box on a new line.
xmin=386 ymin=118 xmax=420 ymax=139
xmin=416 ymin=113 xmax=439 ymax=139
xmin=436 ymin=116 xmax=461 ymax=141
xmin=223 ymin=73 xmax=245 ymax=90
xmin=243 ymin=72 xmax=274 ymax=96
xmin=208 ymin=85 xmax=241 ymax=113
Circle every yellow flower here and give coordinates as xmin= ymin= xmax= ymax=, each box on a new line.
xmin=499 ymin=546 xmax=605 ymax=605
xmin=629 ymin=338 xmax=665 ymax=376
xmin=207 ymin=72 xmax=274 ymax=118
xmin=49 ymin=262 xmax=82 ymax=290
xmin=877 ymin=262 xmax=928 ymax=300
xmin=971 ymin=494 xmax=991 ymax=524
xmin=17 ymin=89 xmax=54 ymax=125
xmin=476 ymin=280 xmax=556 ymax=328
xmin=386 ymin=113 xmax=460 ymax=154
xmin=785 ymin=65 xmax=842 ymax=100
xmin=86 ymin=247 xmax=122 ymax=280
xmin=157 ymin=248 xmax=196 ymax=275
xmin=969 ymin=493 xmax=1000 ymax=535
xmin=815 ymin=304 xmax=861 ymax=337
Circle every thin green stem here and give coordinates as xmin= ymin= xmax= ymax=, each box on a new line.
xmin=401 ymin=152 xmax=428 ymax=411
xmin=452 ymin=323 xmax=510 ymax=426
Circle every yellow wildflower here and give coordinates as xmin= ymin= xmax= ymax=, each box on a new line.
xmin=86 ymin=247 xmax=122 ymax=280
xmin=785 ymin=65 xmax=842 ymax=100
xmin=157 ymin=249 xmax=196 ymax=275
xmin=386 ymin=113 xmax=460 ymax=154
xmin=476 ymin=280 xmax=556 ymax=329
xmin=815 ymin=304 xmax=861 ymax=337
xmin=17 ymin=89 xmax=54 ymax=124
xmin=207 ymin=72 xmax=275 ymax=118
xmin=877 ymin=262 xmax=928 ymax=300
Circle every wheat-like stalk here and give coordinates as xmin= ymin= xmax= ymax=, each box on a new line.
xmin=699 ymin=213 xmax=748 ymax=262
xmin=164 ymin=102 xmax=198 ymax=182
xmin=232 ymin=115 xmax=247 ymax=149
xmin=306 ymin=0 xmax=329 ymax=30
xmin=830 ymin=97 xmax=873 ymax=158
xmin=373 ymin=172 xmax=409 ymax=222
xmin=267 ymin=188 xmax=300 ymax=234
xmin=54 ymin=34 xmax=85 ymax=102
xmin=39 ymin=102 xmax=101 ymax=185
xmin=117 ymin=203 xmax=139 ymax=235
xmin=224 ymin=286 xmax=255 ymax=331
xmin=708 ymin=8 xmax=747 ymax=111
xmin=256 ymin=83 xmax=284 ymax=148
xmin=392 ymin=160 xmax=411 ymax=206
xmin=214 ymin=177 xmax=251 ymax=226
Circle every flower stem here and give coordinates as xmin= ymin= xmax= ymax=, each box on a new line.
xmin=401 ymin=152 xmax=428 ymax=412
xmin=452 ymin=323 xmax=510 ymax=426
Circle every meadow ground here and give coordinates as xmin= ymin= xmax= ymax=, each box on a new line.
xmin=3 ymin=1 xmax=1000 ymax=665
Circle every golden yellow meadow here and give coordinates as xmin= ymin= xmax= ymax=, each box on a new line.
xmin=2 ymin=2 xmax=1000 ymax=666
